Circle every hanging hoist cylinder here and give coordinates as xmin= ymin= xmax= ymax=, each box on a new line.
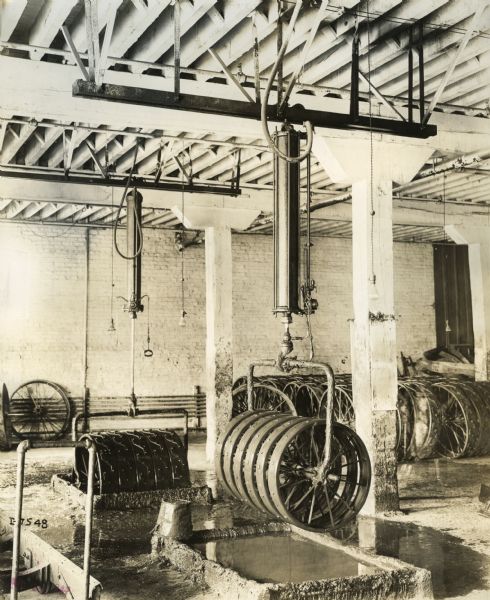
xmin=126 ymin=189 xmax=144 ymax=318
xmin=273 ymin=127 xmax=301 ymax=320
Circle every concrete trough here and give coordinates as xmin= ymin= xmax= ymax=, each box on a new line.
xmin=51 ymin=473 xmax=212 ymax=510
xmin=152 ymin=521 xmax=433 ymax=600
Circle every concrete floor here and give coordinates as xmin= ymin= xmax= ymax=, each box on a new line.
xmin=0 ymin=431 xmax=489 ymax=600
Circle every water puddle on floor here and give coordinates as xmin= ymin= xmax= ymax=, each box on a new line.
xmin=194 ymin=533 xmax=380 ymax=584
xmin=351 ymin=519 xmax=490 ymax=599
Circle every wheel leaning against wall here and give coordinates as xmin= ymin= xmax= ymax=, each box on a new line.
xmin=9 ymin=380 xmax=71 ymax=441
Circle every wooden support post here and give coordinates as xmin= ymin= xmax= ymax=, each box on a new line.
xmin=169 ymin=204 xmax=259 ymax=484
xmin=312 ymin=135 xmax=434 ymax=516
xmin=351 ymin=176 xmax=399 ymax=514
xmin=205 ymin=226 xmax=233 ymax=466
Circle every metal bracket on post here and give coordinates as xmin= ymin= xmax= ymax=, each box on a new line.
xmin=417 ymin=23 xmax=425 ymax=125
xmin=349 ymin=32 xmax=360 ymax=120
xmin=172 ymin=0 xmax=181 ymax=98
xmin=231 ymin=148 xmax=241 ymax=192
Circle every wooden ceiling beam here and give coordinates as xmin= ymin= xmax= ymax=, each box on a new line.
xmin=29 ymin=0 xmax=78 ymax=61
xmin=129 ymin=0 xmax=217 ymax=73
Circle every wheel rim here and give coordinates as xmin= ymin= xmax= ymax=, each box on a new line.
xmin=232 ymin=383 xmax=296 ymax=417
xmin=10 ymin=380 xmax=70 ymax=440
xmin=434 ymin=383 xmax=471 ymax=458
xmin=267 ymin=420 xmax=371 ymax=531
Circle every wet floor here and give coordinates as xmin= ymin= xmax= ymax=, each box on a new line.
xmin=0 ymin=441 xmax=489 ymax=599
xmin=329 ymin=518 xmax=490 ymax=600
xmin=194 ymin=533 xmax=380 ymax=584
xmin=398 ymin=457 xmax=490 ymax=499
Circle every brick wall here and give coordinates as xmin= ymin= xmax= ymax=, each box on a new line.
xmin=0 ymin=223 xmax=436 ymax=400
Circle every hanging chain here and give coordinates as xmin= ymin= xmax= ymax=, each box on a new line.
xmin=144 ymin=296 xmax=153 ymax=357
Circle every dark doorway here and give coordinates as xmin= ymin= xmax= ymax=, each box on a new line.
xmin=433 ymin=244 xmax=474 ymax=362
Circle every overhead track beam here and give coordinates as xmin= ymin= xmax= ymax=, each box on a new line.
xmin=0 ymin=169 xmax=240 ymax=196
xmin=73 ymin=80 xmax=437 ymax=139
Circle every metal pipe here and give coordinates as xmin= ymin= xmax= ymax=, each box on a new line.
xmin=246 ymin=360 xmax=276 ymax=411
xmin=72 ymin=408 xmax=189 ymax=451
xmin=11 ymin=440 xmax=97 ymax=600
xmin=273 ymin=128 xmax=301 ymax=317
xmin=83 ymin=440 xmax=96 ymax=600
xmin=130 ymin=317 xmax=136 ymax=410
xmin=10 ymin=440 xmax=29 ymax=600
xmin=83 ymin=228 xmax=90 ymax=416
xmin=282 ymin=359 xmax=335 ymax=471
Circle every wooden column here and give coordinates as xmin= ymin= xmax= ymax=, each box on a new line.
xmin=351 ymin=176 xmax=399 ymax=514
xmin=169 ymin=205 xmax=260 ymax=482
xmin=205 ymin=226 xmax=234 ymax=464
xmin=312 ymin=135 xmax=434 ymax=516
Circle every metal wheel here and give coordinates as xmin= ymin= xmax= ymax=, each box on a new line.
xmin=221 ymin=411 xmax=274 ymax=499
xmin=407 ymin=381 xmax=442 ymax=460
xmin=236 ymin=413 xmax=292 ymax=506
xmin=324 ymin=384 xmax=355 ymax=427
xmin=10 ymin=380 xmax=70 ymax=441
xmin=396 ymin=382 xmax=416 ymax=461
xmin=283 ymin=381 xmax=322 ymax=416
xmin=267 ymin=420 xmax=371 ymax=531
xmin=433 ymin=382 xmax=477 ymax=458
xmin=232 ymin=383 xmax=296 ymax=417
xmin=254 ymin=417 xmax=311 ymax=516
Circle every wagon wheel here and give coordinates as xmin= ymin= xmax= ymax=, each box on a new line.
xmin=267 ymin=420 xmax=371 ymax=531
xmin=320 ymin=384 xmax=355 ymax=426
xmin=407 ymin=381 xmax=442 ymax=460
xmin=433 ymin=383 xmax=474 ymax=458
xmin=232 ymin=383 xmax=295 ymax=417
xmin=283 ymin=381 xmax=322 ymax=417
xmin=396 ymin=383 xmax=415 ymax=461
xmin=9 ymin=380 xmax=70 ymax=441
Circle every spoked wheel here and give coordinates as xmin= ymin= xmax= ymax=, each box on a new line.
xmin=73 ymin=437 xmax=104 ymax=494
xmin=283 ymin=381 xmax=322 ymax=417
xmin=434 ymin=382 xmax=476 ymax=458
xmin=267 ymin=420 xmax=371 ymax=531
xmin=396 ymin=383 xmax=416 ymax=461
xmin=325 ymin=384 xmax=355 ymax=427
xmin=10 ymin=380 xmax=70 ymax=441
xmin=407 ymin=381 xmax=442 ymax=460
xmin=232 ymin=383 xmax=296 ymax=417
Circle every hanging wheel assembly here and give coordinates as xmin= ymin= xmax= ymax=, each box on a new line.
xmin=216 ymin=409 xmax=371 ymax=531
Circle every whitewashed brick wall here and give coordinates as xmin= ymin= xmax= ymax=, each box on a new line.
xmin=0 ymin=223 xmax=436 ymax=398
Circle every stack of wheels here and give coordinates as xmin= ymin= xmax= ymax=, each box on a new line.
xmin=433 ymin=378 xmax=490 ymax=458
xmin=396 ymin=378 xmax=442 ymax=461
xmin=319 ymin=374 xmax=355 ymax=427
xmin=232 ymin=373 xmax=356 ymax=426
xmin=232 ymin=376 xmax=293 ymax=416
xmin=216 ymin=410 xmax=371 ymax=531
xmin=74 ymin=429 xmax=190 ymax=495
